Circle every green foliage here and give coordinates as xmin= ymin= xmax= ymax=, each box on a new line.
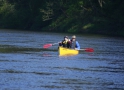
xmin=0 ymin=2 xmax=15 ymax=28
xmin=83 ymin=23 xmax=94 ymax=30
xmin=0 ymin=0 xmax=124 ymax=36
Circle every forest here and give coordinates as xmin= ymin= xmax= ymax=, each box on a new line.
xmin=0 ymin=0 xmax=124 ymax=36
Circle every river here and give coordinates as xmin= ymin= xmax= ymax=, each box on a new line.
xmin=0 ymin=29 xmax=124 ymax=90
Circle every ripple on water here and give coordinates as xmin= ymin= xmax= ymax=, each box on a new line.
xmin=0 ymin=30 xmax=124 ymax=90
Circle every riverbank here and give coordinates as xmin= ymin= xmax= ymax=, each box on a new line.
xmin=0 ymin=28 xmax=124 ymax=38
xmin=29 ymin=26 xmax=124 ymax=38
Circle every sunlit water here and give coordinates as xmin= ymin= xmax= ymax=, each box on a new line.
xmin=0 ymin=29 xmax=124 ymax=90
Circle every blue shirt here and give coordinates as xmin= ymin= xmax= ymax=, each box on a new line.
xmin=75 ymin=41 xmax=80 ymax=50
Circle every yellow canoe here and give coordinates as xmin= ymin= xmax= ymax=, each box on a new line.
xmin=59 ymin=46 xmax=79 ymax=56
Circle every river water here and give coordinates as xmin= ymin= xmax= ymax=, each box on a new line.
xmin=0 ymin=29 xmax=124 ymax=90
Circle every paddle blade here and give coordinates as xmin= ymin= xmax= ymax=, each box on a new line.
xmin=85 ymin=48 xmax=94 ymax=52
xmin=43 ymin=44 xmax=52 ymax=48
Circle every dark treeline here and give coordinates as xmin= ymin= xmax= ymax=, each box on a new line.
xmin=0 ymin=0 xmax=124 ymax=36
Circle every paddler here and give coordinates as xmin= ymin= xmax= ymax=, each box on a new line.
xmin=59 ymin=36 xmax=70 ymax=48
xmin=69 ymin=35 xmax=80 ymax=50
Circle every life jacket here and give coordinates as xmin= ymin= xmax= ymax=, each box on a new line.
xmin=59 ymin=39 xmax=71 ymax=48
xmin=70 ymin=40 xmax=77 ymax=49
xmin=62 ymin=40 xmax=68 ymax=47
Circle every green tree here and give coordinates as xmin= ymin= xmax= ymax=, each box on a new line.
xmin=0 ymin=0 xmax=124 ymax=36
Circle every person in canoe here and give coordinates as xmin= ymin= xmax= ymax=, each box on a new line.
xmin=69 ymin=35 xmax=80 ymax=50
xmin=59 ymin=36 xmax=70 ymax=48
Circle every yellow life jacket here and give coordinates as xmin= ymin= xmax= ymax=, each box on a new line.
xmin=62 ymin=40 xmax=68 ymax=44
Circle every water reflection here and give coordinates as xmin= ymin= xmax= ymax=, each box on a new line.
xmin=42 ymin=53 xmax=52 ymax=57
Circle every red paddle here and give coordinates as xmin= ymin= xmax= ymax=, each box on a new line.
xmin=79 ymin=48 xmax=94 ymax=52
xmin=43 ymin=43 xmax=94 ymax=52
xmin=43 ymin=42 xmax=60 ymax=49
xmin=43 ymin=44 xmax=53 ymax=48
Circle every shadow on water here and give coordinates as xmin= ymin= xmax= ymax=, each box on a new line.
xmin=0 ymin=44 xmax=57 ymax=53
xmin=0 ymin=69 xmax=59 ymax=75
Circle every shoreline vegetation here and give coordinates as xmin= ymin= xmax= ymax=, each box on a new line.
xmin=0 ymin=0 xmax=124 ymax=37
xmin=1 ymin=29 xmax=123 ymax=39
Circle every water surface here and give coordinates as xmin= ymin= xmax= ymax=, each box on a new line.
xmin=0 ymin=30 xmax=124 ymax=90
